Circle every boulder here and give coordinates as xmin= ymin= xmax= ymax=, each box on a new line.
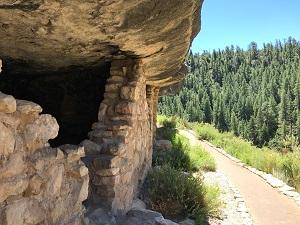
xmin=0 ymin=122 xmax=15 ymax=156
xmin=0 ymin=178 xmax=29 ymax=202
xmin=45 ymin=165 xmax=64 ymax=197
xmin=155 ymin=140 xmax=173 ymax=151
xmin=86 ymin=208 xmax=117 ymax=225
xmin=131 ymin=199 xmax=146 ymax=210
xmin=26 ymin=175 xmax=44 ymax=195
xmin=24 ymin=114 xmax=59 ymax=149
xmin=165 ymin=219 xmax=180 ymax=225
xmin=179 ymin=219 xmax=195 ymax=225
xmin=0 ymin=152 xmax=26 ymax=179
xmin=0 ymin=92 xmax=16 ymax=113
xmin=122 ymin=208 xmax=166 ymax=225
xmin=59 ymin=145 xmax=85 ymax=163
xmin=4 ymin=199 xmax=45 ymax=225
xmin=16 ymin=100 xmax=42 ymax=114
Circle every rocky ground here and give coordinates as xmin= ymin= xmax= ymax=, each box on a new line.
xmin=86 ymin=200 xmax=195 ymax=225
xmin=203 ymin=171 xmax=253 ymax=225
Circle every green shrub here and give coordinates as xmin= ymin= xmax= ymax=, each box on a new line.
xmin=153 ymin=144 xmax=191 ymax=171
xmin=280 ymin=151 xmax=300 ymax=190
xmin=163 ymin=119 xmax=177 ymax=129
xmin=156 ymin=126 xmax=177 ymax=140
xmin=269 ymin=135 xmax=300 ymax=152
xmin=157 ymin=115 xmax=191 ymax=129
xmin=153 ymin=133 xmax=191 ymax=171
xmin=202 ymin=185 xmax=222 ymax=219
xmin=172 ymin=134 xmax=216 ymax=172
xmin=143 ymin=166 xmax=221 ymax=224
xmin=154 ymin=133 xmax=216 ymax=172
xmin=157 ymin=115 xmax=177 ymax=129
xmin=189 ymin=146 xmax=216 ymax=172
xmin=193 ymin=123 xmax=219 ymax=141
xmin=157 ymin=115 xmax=169 ymax=126
xmin=172 ymin=116 xmax=191 ymax=129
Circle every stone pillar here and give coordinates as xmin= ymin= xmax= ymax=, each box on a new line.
xmin=83 ymin=59 xmax=153 ymax=215
xmin=146 ymin=86 xmax=160 ymax=142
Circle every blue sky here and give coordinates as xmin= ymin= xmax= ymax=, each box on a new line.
xmin=191 ymin=0 xmax=300 ymax=53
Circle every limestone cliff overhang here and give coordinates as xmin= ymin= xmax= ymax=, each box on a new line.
xmin=0 ymin=0 xmax=203 ymax=87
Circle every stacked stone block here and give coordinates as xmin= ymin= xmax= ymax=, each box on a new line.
xmin=146 ymin=86 xmax=160 ymax=142
xmin=0 ymin=92 xmax=89 ymax=225
xmin=0 ymin=57 xmax=161 ymax=222
xmin=83 ymin=59 xmax=158 ymax=215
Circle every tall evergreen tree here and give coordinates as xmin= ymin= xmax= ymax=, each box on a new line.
xmin=247 ymin=117 xmax=256 ymax=142
xmin=297 ymin=113 xmax=300 ymax=142
xmin=202 ymin=93 xmax=212 ymax=123
xmin=278 ymin=78 xmax=292 ymax=138
xmin=158 ymin=37 xmax=300 ymax=148
xmin=230 ymin=112 xmax=239 ymax=136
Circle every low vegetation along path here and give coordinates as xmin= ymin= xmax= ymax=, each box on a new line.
xmin=179 ymin=129 xmax=300 ymax=225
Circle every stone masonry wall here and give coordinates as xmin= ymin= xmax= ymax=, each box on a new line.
xmin=0 ymin=92 xmax=89 ymax=225
xmin=0 ymin=57 xmax=160 ymax=223
xmin=146 ymin=86 xmax=160 ymax=143
xmin=82 ymin=59 xmax=159 ymax=215
xmin=0 ymin=0 xmax=200 ymax=221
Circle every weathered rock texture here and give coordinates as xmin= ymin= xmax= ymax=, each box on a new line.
xmin=83 ymin=60 xmax=155 ymax=214
xmin=0 ymin=93 xmax=89 ymax=225
xmin=0 ymin=0 xmax=202 ymax=87
xmin=0 ymin=0 xmax=203 ymax=223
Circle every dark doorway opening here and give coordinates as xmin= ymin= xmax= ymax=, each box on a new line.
xmin=0 ymin=62 xmax=110 ymax=147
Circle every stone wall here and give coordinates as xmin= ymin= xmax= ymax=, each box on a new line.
xmin=0 ymin=57 xmax=162 ymax=223
xmin=146 ymin=86 xmax=160 ymax=142
xmin=83 ymin=59 xmax=159 ymax=215
xmin=0 ymin=92 xmax=89 ymax=225
xmin=0 ymin=0 xmax=202 ymax=222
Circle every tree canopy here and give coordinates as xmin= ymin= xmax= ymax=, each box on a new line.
xmin=159 ymin=37 xmax=300 ymax=149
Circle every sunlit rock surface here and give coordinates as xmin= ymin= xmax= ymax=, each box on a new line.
xmin=0 ymin=0 xmax=203 ymax=224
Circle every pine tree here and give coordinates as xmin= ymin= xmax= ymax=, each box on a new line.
xmin=255 ymin=107 xmax=265 ymax=146
xmin=296 ymin=113 xmax=300 ymax=143
xmin=247 ymin=117 xmax=256 ymax=143
xmin=230 ymin=112 xmax=239 ymax=135
xmin=189 ymin=51 xmax=196 ymax=72
xmin=202 ymin=93 xmax=212 ymax=123
xmin=278 ymin=78 xmax=292 ymax=138
xmin=159 ymin=38 xmax=300 ymax=148
xmin=217 ymin=98 xmax=228 ymax=132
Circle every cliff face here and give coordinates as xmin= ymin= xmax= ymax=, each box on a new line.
xmin=0 ymin=0 xmax=202 ymax=86
xmin=0 ymin=1 xmax=203 ymax=224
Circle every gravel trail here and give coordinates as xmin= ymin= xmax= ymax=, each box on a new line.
xmin=179 ymin=129 xmax=300 ymax=225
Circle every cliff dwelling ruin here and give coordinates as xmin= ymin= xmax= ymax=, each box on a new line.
xmin=0 ymin=0 xmax=203 ymax=224
xmin=0 ymin=62 xmax=110 ymax=147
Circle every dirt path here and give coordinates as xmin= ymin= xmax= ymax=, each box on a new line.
xmin=179 ymin=129 xmax=300 ymax=225
xmin=203 ymin=171 xmax=253 ymax=225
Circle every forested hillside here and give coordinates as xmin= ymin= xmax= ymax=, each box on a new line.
xmin=159 ymin=37 xmax=300 ymax=148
